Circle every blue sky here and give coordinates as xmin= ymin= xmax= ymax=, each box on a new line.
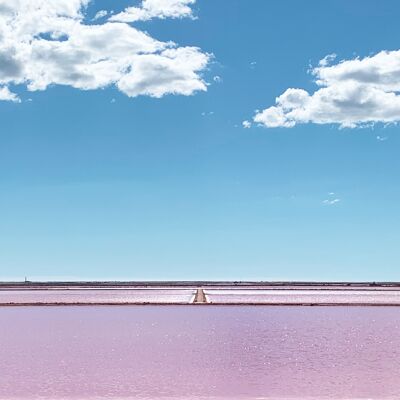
xmin=1 ymin=0 xmax=400 ymax=281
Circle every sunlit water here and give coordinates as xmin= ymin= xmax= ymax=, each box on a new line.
xmin=1 ymin=306 xmax=400 ymax=399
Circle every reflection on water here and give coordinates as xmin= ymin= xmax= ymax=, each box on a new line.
xmin=0 ymin=306 xmax=400 ymax=399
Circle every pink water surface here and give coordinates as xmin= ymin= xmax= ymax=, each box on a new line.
xmin=1 ymin=306 xmax=400 ymax=399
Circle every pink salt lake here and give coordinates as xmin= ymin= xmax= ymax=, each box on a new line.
xmin=1 ymin=305 xmax=400 ymax=399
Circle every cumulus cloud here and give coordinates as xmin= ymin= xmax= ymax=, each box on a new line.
xmin=110 ymin=0 xmax=195 ymax=23
xmin=0 ymin=86 xmax=20 ymax=102
xmin=116 ymin=47 xmax=208 ymax=97
xmin=242 ymin=120 xmax=251 ymax=128
xmin=92 ymin=10 xmax=108 ymax=21
xmin=254 ymin=50 xmax=400 ymax=128
xmin=0 ymin=0 xmax=209 ymax=102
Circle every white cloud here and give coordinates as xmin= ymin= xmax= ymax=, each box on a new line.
xmin=0 ymin=86 xmax=20 ymax=102
xmin=376 ymin=135 xmax=388 ymax=141
xmin=242 ymin=120 xmax=251 ymax=129
xmin=93 ymin=10 xmax=108 ymax=21
xmin=318 ymin=53 xmax=337 ymax=67
xmin=0 ymin=0 xmax=209 ymax=102
xmin=254 ymin=50 xmax=400 ymax=128
xmin=323 ymin=198 xmax=341 ymax=205
xmin=110 ymin=0 xmax=195 ymax=23
xmin=116 ymin=47 xmax=208 ymax=98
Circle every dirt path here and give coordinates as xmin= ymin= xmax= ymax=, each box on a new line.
xmin=193 ymin=288 xmax=207 ymax=304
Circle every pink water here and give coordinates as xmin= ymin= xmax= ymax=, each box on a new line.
xmin=1 ymin=306 xmax=400 ymax=399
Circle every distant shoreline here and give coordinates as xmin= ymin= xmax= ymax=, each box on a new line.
xmin=1 ymin=280 xmax=400 ymax=288
xmin=2 ymin=283 xmax=400 ymax=306
xmin=3 ymin=302 xmax=400 ymax=307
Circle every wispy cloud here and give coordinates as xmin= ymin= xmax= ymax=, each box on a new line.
xmin=253 ymin=50 xmax=400 ymax=128
xmin=242 ymin=120 xmax=251 ymax=129
xmin=376 ymin=135 xmax=388 ymax=141
xmin=322 ymin=198 xmax=341 ymax=205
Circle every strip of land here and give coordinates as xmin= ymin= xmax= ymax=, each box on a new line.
xmin=2 ymin=280 xmax=400 ymax=289
xmin=1 ymin=281 xmax=400 ymax=306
